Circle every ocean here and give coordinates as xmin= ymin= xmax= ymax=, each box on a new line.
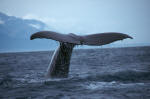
xmin=0 ymin=46 xmax=150 ymax=99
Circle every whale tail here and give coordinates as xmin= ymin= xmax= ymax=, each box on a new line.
xmin=46 ymin=43 xmax=75 ymax=78
xmin=30 ymin=31 xmax=133 ymax=78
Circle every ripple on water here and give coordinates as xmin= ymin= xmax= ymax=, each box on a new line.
xmin=82 ymin=81 xmax=146 ymax=90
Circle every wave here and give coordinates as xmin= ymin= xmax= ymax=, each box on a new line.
xmin=68 ymin=70 xmax=150 ymax=83
xmin=82 ymin=81 xmax=146 ymax=90
xmin=1 ymin=70 xmax=150 ymax=88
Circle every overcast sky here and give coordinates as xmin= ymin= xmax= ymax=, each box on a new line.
xmin=0 ymin=0 xmax=150 ymax=44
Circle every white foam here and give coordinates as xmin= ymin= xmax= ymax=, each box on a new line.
xmin=84 ymin=81 xmax=118 ymax=90
xmin=83 ymin=81 xmax=146 ymax=90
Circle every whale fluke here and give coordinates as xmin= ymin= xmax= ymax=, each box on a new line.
xmin=31 ymin=31 xmax=133 ymax=45
xmin=30 ymin=31 xmax=82 ymax=44
xmin=30 ymin=31 xmax=133 ymax=78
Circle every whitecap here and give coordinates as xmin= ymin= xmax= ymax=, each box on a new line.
xmin=82 ymin=81 xmax=146 ymax=90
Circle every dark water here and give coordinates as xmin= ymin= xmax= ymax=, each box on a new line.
xmin=0 ymin=46 xmax=150 ymax=99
